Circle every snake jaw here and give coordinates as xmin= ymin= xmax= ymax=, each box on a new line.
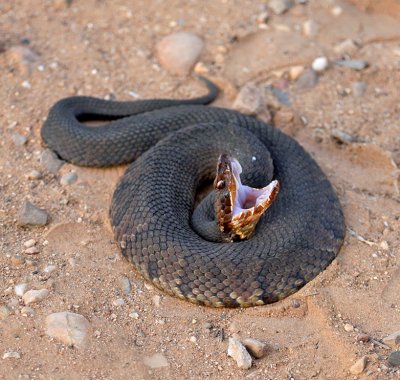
xmin=214 ymin=154 xmax=279 ymax=241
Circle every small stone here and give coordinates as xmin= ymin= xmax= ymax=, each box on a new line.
xmin=112 ymin=298 xmax=125 ymax=307
xmin=243 ymin=338 xmax=268 ymax=359
xmin=380 ymin=241 xmax=389 ymax=251
xmin=2 ymin=351 xmax=21 ymax=360
xmin=334 ymin=39 xmax=358 ymax=55
xmin=296 ymin=69 xmax=318 ymax=89
xmin=302 ymin=20 xmax=318 ymax=37
xmin=11 ymin=132 xmax=27 ymax=146
xmin=18 ymin=200 xmax=49 ymax=227
xmin=24 ymin=239 xmax=36 ymax=248
xmin=388 ymin=351 xmax=400 ymax=366
xmin=129 ymin=310 xmax=139 ymax=319
xmin=312 ymin=56 xmax=329 ymax=72
xmin=290 ymin=299 xmax=301 ymax=308
xmin=21 ymin=306 xmax=35 ymax=317
xmin=43 ymin=265 xmax=57 ymax=273
xmin=40 ymin=149 xmax=64 ymax=174
xmin=331 ymin=129 xmax=355 ymax=144
xmin=120 ymin=276 xmax=131 ymax=295
xmin=232 ymin=83 xmax=263 ymax=115
xmin=26 ymin=169 xmax=42 ymax=180
xmin=53 ymin=0 xmax=73 ymax=10
xmin=269 ymin=0 xmax=293 ymax=15
xmin=335 ymin=60 xmax=369 ymax=71
xmin=344 ymin=323 xmax=354 ymax=332
xmin=143 ymin=353 xmax=169 ymax=369
xmin=350 ymin=356 xmax=367 ymax=375
xmin=357 ymin=333 xmax=370 ymax=343
xmin=0 ymin=306 xmax=10 ymax=320
xmin=193 ymin=61 xmax=209 ymax=74
xmin=190 ymin=336 xmax=197 ymax=343
xmin=25 ymin=246 xmax=40 ymax=255
xmin=6 ymin=46 xmax=40 ymax=75
xmin=152 ymin=295 xmax=161 ymax=307
xmin=22 ymin=289 xmax=49 ymax=305
xmin=203 ymin=322 xmax=213 ymax=330
xmin=331 ymin=6 xmax=343 ymax=16
xmin=229 ymin=321 xmax=240 ymax=334
xmin=46 ymin=312 xmax=90 ymax=349
xmin=15 ymin=283 xmax=28 ymax=297
xmin=352 ymin=81 xmax=367 ymax=97
xmin=257 ymin=11 xmax=269 ymax=25
xmin=11 ymin=255 xmax=25 ymax=266
xmin=227 ymin=337 xmax=252 ymax=369
xmin=383 ymin=331 xmax=400 ymax=348
xmin=289 ymin=65 xmax=305 ymax=81
xmin=60 ymin=172 xmax=77 ymax=186
xmin=156 ymin=32 xmax=204 ymax=75
xmin=274 ymin=109 xmax=294 ymax=129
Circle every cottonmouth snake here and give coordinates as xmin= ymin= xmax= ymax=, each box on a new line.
xmin=41 ymin=78 xmax=345 ymax=307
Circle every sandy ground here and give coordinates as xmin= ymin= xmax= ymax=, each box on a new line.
xmin=1 ymin=0 xmax=400 ymax=379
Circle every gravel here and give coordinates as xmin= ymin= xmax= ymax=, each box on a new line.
xmin=388 ymin=351 xmax=400 ymax=367
xmin=312 ymin=56 xmax=329 ymax=72
xmin=21 ymin=306 xmax=35 ymax=317
xmin=335 ymin=59 xmax=369 ymax=71
xmin=383 ymin=331 xmax=400 ymax=348
xmin=269 ymin=0 xmax=293 ymax=15
xmin=60 ymin=172 xmax=77 ymax=186
xmin=143 ymin=353 xmax=169 ymax=369
xmin=296 ymin=69 xmax=318 ymax=89
xmin=6 ymin=45 xmax=40 ymax=75
xmin=120 ymin=276 xmax=132 ymax=295
xmin=22 ymin=289 xmax=49 ymax=304
xmin=2 ymin=351 xmax=21 ymax=360
xmin=243 ymin=338 xmax=268 ymax=359
xmin=40 ymin=149 xmax=64 ymax=174
xmin=350 ymin=356 xmax=367 ymax=375
xmin=18 ymin=200 xmax=49 ymax=226
xmin=26 ymin=169 xmax=42 ymax=180
xmin=11 ymin=132 xmax=28 ymax=146
xmin=232 ymin=83 xmax=264 ymax=115
xmin=0 ymin=306 xmax=10 ymax=320
xmin=15 ymin=283 xmax=28 ymax=297
xmin=23 ymin=239 xmax=36 ymax=248
xmin=352 ymin=81 xmax=367 ymax=97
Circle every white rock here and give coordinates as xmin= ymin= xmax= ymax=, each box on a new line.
xmin=350 ymin=356 xmax=367 ymax=375
xmin=24 ymin=239 xmax=36 ymax=248
xmin=156 ymin=32 xmax=204 ymax=75
xmin=43 ymin=265 xmax=57 ymax=273
xmin=46 ymin=312 xmax=90 ymax=349
xmin=331 ymin=6 xmax=343 ymax=16
xmin=289 ymin=65 xmax=305 ymax=80
xmin=21 ymin=306 xmax=35 ymax=317
xmin=334 ymin=39 xmax=358 ymax=55
xmin=312 ymin=56 xmax=329 ymax=72
xmin=22 ymin=289 xmax=49 ymax=305
xmin=243 ymin=338 xmax=268 ymax=358
xmin=2 ymin=351 xmax=21 ymax=359
xmin=302 ymin=20 xmax=318 ymax=37
xmin=15 ymin=283 xmax=28 ymax=297
xmin=383 ymin=331 xmax=400 ymax=348
xmin=227 ymin=337 xmax=252 ymax=369
xmin=112 ymin=298 xmax=125 ymax=307
xmin=143 ymin=353 xmax=169 ymax=369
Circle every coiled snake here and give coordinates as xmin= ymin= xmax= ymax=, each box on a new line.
xmin=41 ymin=78 xmax=344 ymax=307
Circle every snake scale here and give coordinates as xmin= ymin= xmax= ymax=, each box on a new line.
xmin=41 ymin=78 xmax=345 ymax=307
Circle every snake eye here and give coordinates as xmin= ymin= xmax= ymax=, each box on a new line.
xmin=216 ymin=180 xmax=225 ymax=189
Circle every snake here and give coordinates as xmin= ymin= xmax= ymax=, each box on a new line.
xmin=41 ymin=77 xmax=345 ymax=308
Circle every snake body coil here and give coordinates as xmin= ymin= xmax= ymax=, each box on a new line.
xmin=42 ymin=79 xmax=344 ymax=307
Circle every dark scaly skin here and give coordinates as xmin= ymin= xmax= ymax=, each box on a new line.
xmin=41 ymin=78 xmax=345 ymax=308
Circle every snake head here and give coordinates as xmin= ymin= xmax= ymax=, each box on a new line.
xmin=214 ymin=154 xmax=279 ymax=242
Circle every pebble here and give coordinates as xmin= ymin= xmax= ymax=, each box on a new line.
xmin=129 ymin=310 xmax=139 ymax=319
xmin=152 ymin=295 xmax=161 ymax=307
xmin=11 ymin=132 xmax=28 ymax=146
xmin=156 ymin=32 xmax=204 ymax=75
xmin=289 ymin=66 xmax=305 ymax=81
xmin=18 ymin=200 xmax=49 ymax=226
xmin=296 ymin=69 xmax=318 ymax=89
xmin=357 ymin=333 xmax=370 ymax=343
xmin=380 ymin=240 xmax=389 ymax=250
xmin=290 ymin=299 xmax=301 ymax=308
xmin=24 ymin=239 xmax=36 ymax=248
xmin=227 ymin=337 xmax=252 ymax=369
xmin=112 ymin=298 xmax=125 ymax=307
xmin=334 ymin=39 xmax=358 ymax=55
xmin=229 ymin=321 xmax=240 ymax=334
xmin=25 ymin=246 xmax=40 ymax=255
xmin=11 ymin=255 xmax=25 ymax=266
xmin=352 ymin=81 xmax=367 ymax=97
xmin=15 ymin=283 xmax=28 ymax=297
xmin=312 ymin=56 xmax=329 ymax=72
xmin=189 ymin=336 xmax=197 ymax=343
xmin=6 ymin=46 xmax=40 ymax=75
xmin=193 ymin=61 xmax=209 ymax=75
xmin=243 ymin=338 xmax=268 ymax=359
xmin=335 ymin=59 xmax=369 ymax=71
xmin=302 ymin=20 xmax=318 ymax=37
xmin=344 ymin=323 xmax=354 ymax=332
xmin=143 ymin=353 xmax=169 ymax=369
xmin=232 ymin=83 xmax=263 ymax=115
xmin=43 ymin=265 xmax=57 ymax=273
xmin=203 ymin=322 xmax=213 ymax=330
xmin=26 ymin=169 xmax=42 ymax=180
xmin=0 ymin=306 xmax=10 ymax=320
xmin=331 ymin=6 xmax=343 ymax=16
xmin=331 ymin=129 xmax=355 ymax=144
xmin=350 ymin=356 xmax=367 ymax=375
xmin=46 ymin=312 xmax=90 ymax=348
xmin=60 ymin=172 xmax=77 ymax=186
xmin=389 ymin=351 xmax=400 ymax=366
xmin=21 ymin=306 xmax=35 ymax=317
xmin=383 ymin=331 xmax=400 ymax=348
xmin=2 ymin=351 xmax=21 ymax=360
xmin=120 ymin=276 xmax=132 ymax=295
xmin=269 ymin=0 xmax=293 ymax=15
xmin=22 ymin=289 xmax=49 ymax=305
xmin=40 ymin=149 xmax=64 ymax=174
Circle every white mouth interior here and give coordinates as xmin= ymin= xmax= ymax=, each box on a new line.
xmin=231 ymin=159 xmax=278 ymax=217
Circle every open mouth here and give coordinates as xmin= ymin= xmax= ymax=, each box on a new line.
xmin=214 ymin=155 xmax=280 ymax=241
